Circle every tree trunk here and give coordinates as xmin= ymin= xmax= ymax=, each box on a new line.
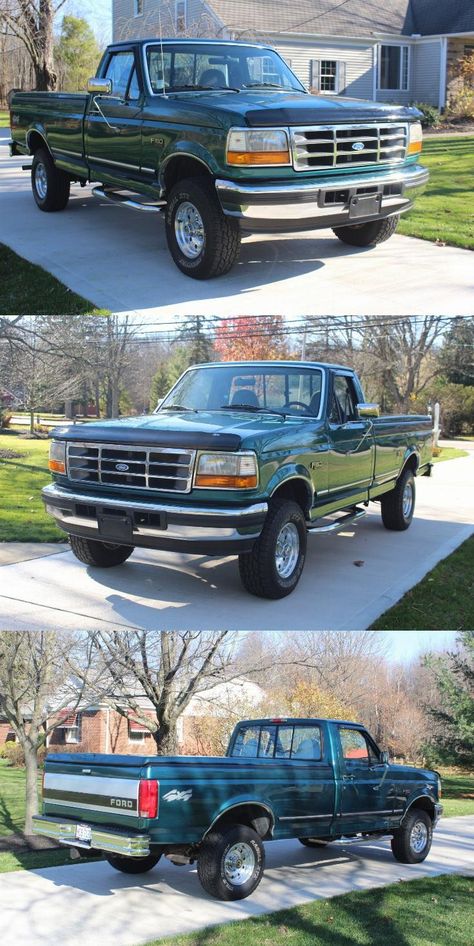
xmin=35 ymin=3 xmax=57 ymax=92
xmin=152 ymin=721 xmax=177 ymax=755
xmin=24 ymin=744 xmax=40 ymax=837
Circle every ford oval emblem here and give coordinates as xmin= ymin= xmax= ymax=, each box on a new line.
xmin=116 ymin=462 xmax=129 ymax=472
xmin=352 ymin=141 xmax=365 ymax=151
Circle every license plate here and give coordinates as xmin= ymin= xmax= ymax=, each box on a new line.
xmin=75 ymin=824 xmax=92 ymax=843
xmin=349 ymin=194 xmax=382 ymax=218
xmin=97 ymin=512 xmax=133 ymax=543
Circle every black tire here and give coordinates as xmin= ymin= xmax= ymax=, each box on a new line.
xmin=332 ymin=214 xmax=399 ymax=247
xmin=69 ymin=534 xmax=134 ymax=567
xmin=165 ymin=177 xmax=241 ymax=278
xmin=105 ymin=852 xmax=162 ymax=874
xmin=31 ymin=147 xmax=70 ymax=212
xmin=391 ymin=808 xmax=432 ymax=864
xmin=298 ymin=837 xmax=330 ymax=848
xmin=381 ymin=467 xmax=415 ymax=531
xmin=238 ymin=498 xmax=307 ymax=599
xmin=197 ymin=824 xmax=265 ymax=901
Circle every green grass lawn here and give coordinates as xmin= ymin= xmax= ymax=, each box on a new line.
xmin=398 ymin=136 xmax=474 ymax=249
xmin=433 ymin=447 xmax=469 ymax=463
xmin=439 ymin=771 xmax=474 ymax=818
xmin=0 ymin=434 xmax=63 ymax=541
xmin=371 ymin=534 xmax=474 ymax=630
xmin=0 ymin=244 xmax=107 ymax=315
xmin=144 ymin=875 xmax=473 ymax=946
xmin=0 ymin=111 xmax=9 ymax=128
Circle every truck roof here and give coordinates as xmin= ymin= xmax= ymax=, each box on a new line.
xmin=109 ymin=38 xmax=272 ymax=51
xmin=238 ymin=718 xmax=362 ymax=727
xmin=188 ymin=360 xmax=354 ymax=372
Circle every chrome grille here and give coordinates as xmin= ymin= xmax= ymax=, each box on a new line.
xmin=67 ymin=442 xmax=195 ymax=493
xmin=291 ymin=123 xmax=408 ymax=171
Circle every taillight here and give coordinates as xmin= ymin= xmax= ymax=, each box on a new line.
xmin=138 ymin=779 xmax=159 ymax=818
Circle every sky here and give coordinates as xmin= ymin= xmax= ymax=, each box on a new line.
xmin=60 ymin=0 xmax=113 ymax=44
xmin=383 ymin=631 xmax=457 ymax=663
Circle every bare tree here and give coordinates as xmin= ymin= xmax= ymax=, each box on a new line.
xmin=0 ymin=1 xmax=68 ymax=91
xmin=0 ymin=631 xmax=94 ymax=835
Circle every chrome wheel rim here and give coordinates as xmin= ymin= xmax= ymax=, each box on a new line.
xmin=175 ymin=201 xmax=205 ymax=259
xmin=402 ymin=481 xmax=413 ymax=518
xmin=275 ymin=522 xmax=300 ymax=579
xmin=223 ymin=842 xmax=255 ymax=886
xmin=35 ymin=162 xmax=48 ymax=199
xmin=410 ymin=820 xmax=428 ymax=854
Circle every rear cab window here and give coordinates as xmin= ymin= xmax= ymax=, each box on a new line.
xmin=231 ymin=722 xmax=322 ymax=760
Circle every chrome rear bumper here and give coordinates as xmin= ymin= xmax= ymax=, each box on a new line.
xmin=216 ymin=163 xmax=429 ymax=232
xmin=32 ymin=815 xmax=150 ymax=856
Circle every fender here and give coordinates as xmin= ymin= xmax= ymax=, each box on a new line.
xmin=400 ymin=790 xmax=438 ymax=822
xmin=401 ymin=446 xmax=420 ymax=474
xmin=26 ymin=124 xmax=51 ymax=156
xmin=159 ymin=140 xmax=224 ymax=192
xmin=267 ymin=464 xmax=314 ymax=507
xmin=204 ymin=798 xmax=276 ymax=839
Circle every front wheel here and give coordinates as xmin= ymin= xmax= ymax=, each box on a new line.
xmin=332 ymin=215 xmax=399 ymax=247
xmin=381 ymin=468 xmax=415 ymax=531
xmin=198 ymin=824 xmax=265 ymax=901
xmin=31 ymin=148 xmax=70 ymax=212
xmin=238 ymin=498 xmax=307 ymax=599
xmin=391 ymin=809 xmax=433 ymax=864
xmin=165 ymin=177 xmax=241 ymax=279
xmin=105 ymin=852 xmax=162 ymax=874
xmin=69 ymin=534 xmax=134 ymax=567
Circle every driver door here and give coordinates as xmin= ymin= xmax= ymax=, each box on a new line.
xmin=85 ymin=48 xmax=145 ymax=185
xmin=336 ymin=726 xmax=393 ymax=832
xmin=327 ymin=372 xmax=374 ymax=497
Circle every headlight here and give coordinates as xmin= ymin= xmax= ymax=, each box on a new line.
xmin=195 ymin=452 xmax=258 ymax=489
xmin=226 ymin=128 xmax=290 ymax=166
xmin=49 ymin=440 xmax=66 ymax=474
xmin=407 ymin=121 xmax=423 ymax=155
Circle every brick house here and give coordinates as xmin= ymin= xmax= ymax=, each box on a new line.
xmin=0 ymin=678 xmax=265 ymax=757
xmin=112 ymin=0 xmax=474 ymax=109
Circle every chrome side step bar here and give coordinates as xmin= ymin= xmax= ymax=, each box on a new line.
xmin=307 ymin=506 xmax=366 ymax=534
xmin=92 ymin=186 xmax=165 ymax=213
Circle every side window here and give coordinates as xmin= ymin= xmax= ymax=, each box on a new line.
xmin=339 ymin=728 xmax=378 ymax=765
xmin=105 ymin=51 xmax=135 ymax=98
xmin=291 ymin=726 xmax=322 ymax=760
xmin=331 ymin=375 xmax=358 ymax=424
xmin=127 ymin=67 xmax=141 ymax=101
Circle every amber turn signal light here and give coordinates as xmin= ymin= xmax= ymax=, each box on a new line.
xmin=49 ymin=459 xmax=66 ymax=473
xmin=407 ymin=140 xmax=422 ymax=155
xmin=227 ymin=150 xmax=290 ymax=166
xmin=195 ymin=474 xmax=258 ymax=489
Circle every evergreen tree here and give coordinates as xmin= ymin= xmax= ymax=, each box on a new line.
xmin=425 ymin=631 xmax=474 ymax=766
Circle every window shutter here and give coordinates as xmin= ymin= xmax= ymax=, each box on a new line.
xmin=310 ymin=59 xmax=321 ymax=92
xmin=337 ymin=61 xmax=347 ymax=94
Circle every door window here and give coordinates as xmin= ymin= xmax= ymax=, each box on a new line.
xmin=330 ymin=375 xmax=358 ymax=424
xmin=339 ymin=728 xmax=378 ymax=765
xmin=105 ymin=51 xmax=135 ymax=98
xmin=127 ymin=67 xmax=141 ymax=101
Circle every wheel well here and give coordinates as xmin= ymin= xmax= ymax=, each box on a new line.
xmin=271 ymin=478 xmax=312 ymax=517
xmin=405 ymin=797 xmax=436 ymax=822
xmin=28 ymin=131 xmax=49 ymax=156
xmin=162 ymin=156 xmax=212 ymax=195
xmin=403 ymin=453 xmax=419 ymax=476
xmin=207 ymin=804 xmax=273 ymax=840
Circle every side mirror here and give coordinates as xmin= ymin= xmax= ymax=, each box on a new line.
xmin=380 ymin=750 xmax=389 ymax=765
xmin=357 ymin=402 xmax=380 ymax=418
xmin=87 ymin=77 xmax=112 ymax=95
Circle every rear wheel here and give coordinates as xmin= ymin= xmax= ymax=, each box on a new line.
xmin=105 ymin=852 xmax=162 ymax=874
xmin=381 ymin=467 xmax=415 ymax=531
xmin=238 ymin=499 xmax=307 ymax=599
xmin=31 ymin=147 xmax=70 ymax=212
xmin=391 ymin=809 xmax=432 ymax=864
xmin=165 ymin=177 xmax=241 ymax=278
xmin=198 ymin=824 xmax=265 ymax=901
xmin=69 ymin=534 xmax=134 ymax=567
xmin=298 ymin=837 xmax=330 ymax=848
xmin=333 ymin=215 xmax=399 ymax=247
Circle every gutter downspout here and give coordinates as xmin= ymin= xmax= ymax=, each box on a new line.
xmin=105 ymin=706 xmax=110 ymax=754
xmin=439 ymin=37 xmax=448 ymax=111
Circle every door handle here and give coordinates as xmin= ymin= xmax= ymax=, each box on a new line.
xmin=342 ymin=774 xmax=355 ymax=781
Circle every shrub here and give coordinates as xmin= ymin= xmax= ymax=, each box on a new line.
xmin=2 ymin=742 xmax=25 ymax=767
xmin=412 ymin=102 xmax=441 ymax=128
xmin=445 ymin=55 xmax=474 ymax=121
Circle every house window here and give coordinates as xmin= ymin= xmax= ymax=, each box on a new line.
xmin=176 ymin=0 xmax=186 ymax=33
xmin=310 ymin=59 xmax=346 ymax=94
xmin=134 ymin=0 xmax=144 ymax=15
xmin=55 ymin=712 xmax=81 ymax=744
xmin=320 ymin=61 xmax=338 ymax=93
xmin=379 ymin=45 xmax=409 ymax=91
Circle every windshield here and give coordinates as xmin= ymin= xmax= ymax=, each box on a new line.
xmin=157 ymin=365 xmax=324 ymax=417
xmin=145 ymin=44 xmax=305 ymax=94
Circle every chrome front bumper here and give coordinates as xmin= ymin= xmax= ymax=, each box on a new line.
xmin=32 ymin=815 xmax=150 ymax=856
xmin=215 ymin=163 xmax=429 ymax=231
xmin=42 ymin=482 xmax=268 ymax=555
xmin=434 ymin=803 xmax=443 ymax=827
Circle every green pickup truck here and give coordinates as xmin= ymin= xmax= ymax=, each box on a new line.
xmin=43 ymin=360 xmax=433 ymax=599
xmin=9 ymin=38 xmax=428 ymax=278
xmin=32 ymin=717 xmax=443 ymax=901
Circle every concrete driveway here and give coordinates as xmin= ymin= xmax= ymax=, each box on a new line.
xmin=1 ymin=129 xmax=473 ymax=317
xmin=0 ymin=815 xmax=472 ymax=946
xmin=0 ymin=454 xmax=472 ymax=631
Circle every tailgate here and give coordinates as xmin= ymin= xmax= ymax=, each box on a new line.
xmin=43 ymin=753 xmax=150 ymax=826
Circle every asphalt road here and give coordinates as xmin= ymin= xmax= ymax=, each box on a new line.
xmin=1 ymin=129 xmax=473 ymax=317
xmin=0 ymin=815 xmax=472 ymax=946
xmin=0 ymin=454 xmax=473 ymax=631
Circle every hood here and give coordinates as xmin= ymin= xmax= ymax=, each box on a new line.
xmin=388 ymin=763 xmax=438 ymax=784
xmin=50 ymin=410 xmax=311 ymax=452
xmin=163 ymin=88 xmax=421 ymax=129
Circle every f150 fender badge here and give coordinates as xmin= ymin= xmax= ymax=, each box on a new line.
xmin=163 ymin=789 xmax=193 ymax=802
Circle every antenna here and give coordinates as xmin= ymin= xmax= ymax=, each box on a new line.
xmin=159 ymin=12 xmax=167 ymax=97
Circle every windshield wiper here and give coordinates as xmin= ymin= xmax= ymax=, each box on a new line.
xmin=171 ymin=84 xmax=240 ymax=92
xmin=160 ymin=404 xmax=197 ymax=413
xmin=219 ymin=404 xmax=287 ymax=418
xmin=243 ymin=82 xmax=293 ymax=90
